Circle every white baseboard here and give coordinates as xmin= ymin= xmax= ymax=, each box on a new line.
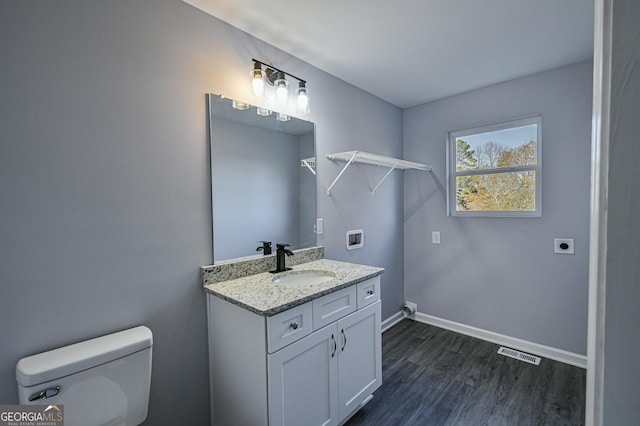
xmin=381 ymin=311 xmax=404 ymax=333
xmin=382 ymin=309 xmax=587 ymax=369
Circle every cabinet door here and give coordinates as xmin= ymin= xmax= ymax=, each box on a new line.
xmin=337 ymin=300 xmax=382 ymax=420
xmin=268 ymin=324 xmax=339 ymax=426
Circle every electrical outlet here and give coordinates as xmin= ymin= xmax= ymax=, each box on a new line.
xmin=554 ymin=238 xmax=574 ymax=254
xmin=315 ymin=218 xmax=324 ymax=235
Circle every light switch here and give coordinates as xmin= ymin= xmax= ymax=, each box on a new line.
xmin=432 ymin=231 xmax=441 ymax=244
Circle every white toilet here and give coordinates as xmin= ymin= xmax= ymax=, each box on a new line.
xmin=16 ymin=326 xmax=153 ymax=426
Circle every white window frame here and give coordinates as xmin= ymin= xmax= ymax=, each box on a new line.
xmin=447 ymin=116 xmax=542 ymax=217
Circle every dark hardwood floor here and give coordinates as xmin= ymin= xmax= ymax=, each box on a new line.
xmin=345 ymin=320 xmax=586 ymax=426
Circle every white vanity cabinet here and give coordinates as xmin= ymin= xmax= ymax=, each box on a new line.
xmin=206 ymin=276 xmax=382 ymax=426
xmin=268 ymin=300 xmax=381 ymax=425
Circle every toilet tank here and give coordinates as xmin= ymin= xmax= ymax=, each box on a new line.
xmin=16 ymin=326 xmax=152 ymax=426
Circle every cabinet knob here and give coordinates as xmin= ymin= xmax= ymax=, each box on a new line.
xmin=290 ymin=322 xmax=299 ymax=330
xmin=367 ymin=289 xmax=374 ymax=295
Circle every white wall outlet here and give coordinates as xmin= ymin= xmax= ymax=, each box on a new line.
xmin=432 ymin=231 xmax=441 ymax=244
xmin=315 ymin=218 xmax=324 ymax=235
xmin=554 ymin=238 xmax=575 ymax=254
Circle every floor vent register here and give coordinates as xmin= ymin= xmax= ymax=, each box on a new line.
xmin=497 ymin=346 xmax=541 ymax=365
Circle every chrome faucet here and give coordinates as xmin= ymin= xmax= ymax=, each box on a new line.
xmin=271 ymin=243 xmax=294 ymax=273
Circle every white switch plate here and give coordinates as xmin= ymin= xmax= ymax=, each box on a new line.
xmin=554 ymin=238 xmax=574 ymax=254
xmin=432 ymin=231 xmax=441 ymax=244
xmin=315 ymin=218 xmax=324 ymax=235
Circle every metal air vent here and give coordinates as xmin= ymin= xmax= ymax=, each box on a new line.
xmin=497 ymin=346 xmax=541 ymax=365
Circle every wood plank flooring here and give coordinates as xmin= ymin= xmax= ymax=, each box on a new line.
xmin=345 ymin=320 xmax=586 ymax=426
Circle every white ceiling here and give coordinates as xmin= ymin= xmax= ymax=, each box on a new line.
xmin=184 ymin=0 xmax=594 ymax=108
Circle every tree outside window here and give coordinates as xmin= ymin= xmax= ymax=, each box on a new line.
xmin=448 ymin=117 xmax=542 ymax=217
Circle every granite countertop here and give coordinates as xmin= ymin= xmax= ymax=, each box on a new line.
xmin=203 ymin=258 xmax=384 ymax=316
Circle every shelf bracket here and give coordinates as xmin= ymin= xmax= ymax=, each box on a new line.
xmin=301 ymin=159 xmax=316 ymax=175
xmin=327 ymin=151 xmax=358 ymax=195
xmin=371 ymin=162 xmax=398 ymax=195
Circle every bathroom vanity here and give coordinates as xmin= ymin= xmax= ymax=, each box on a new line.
xmin=202 ymin=253 xmax=384 ymax=426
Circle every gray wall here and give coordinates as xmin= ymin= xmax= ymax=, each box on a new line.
xmin=602 ymin=0 xmax=640 ymax=422
xmin=0 ymin=1 xmax=404 ymax=424
xmin=403 ymin=61 xmax=593 ymax=355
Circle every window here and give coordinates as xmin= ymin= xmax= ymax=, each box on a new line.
xmin=447 ymin=116 xmax=541 ymax=217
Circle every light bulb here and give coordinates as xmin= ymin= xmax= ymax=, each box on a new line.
xmin=276 ymin=84 xmax=288 ymax=105
xmin=274 ymin=72 xmax=289 ymax=110
xmin=296 ymin=82 xmax=309 ymax=115
xmin=250 ymin=62 xmax=266 ymax=100
xmin=252 ymin=74 xmax=265 ymax=97
xmin=297 ymin=91 xmax=308 ymax=109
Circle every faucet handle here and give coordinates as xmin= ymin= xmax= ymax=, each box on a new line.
xmin=277 ymin=243 xmax=294 ymax=257
xmin=257 ymin=241 xmax=272 ymax=255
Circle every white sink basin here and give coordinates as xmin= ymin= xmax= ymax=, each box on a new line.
xmin=272 ymin=270 xmax=336 ymax=287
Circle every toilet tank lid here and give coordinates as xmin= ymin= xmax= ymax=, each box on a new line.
xmin=16 ymin=326 xmax=152 ymax=387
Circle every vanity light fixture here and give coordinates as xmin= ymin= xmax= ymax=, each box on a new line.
xmin=251 ymin=59 xmax=309 ymax=115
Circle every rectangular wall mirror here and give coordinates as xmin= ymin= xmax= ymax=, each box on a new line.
xmin=208 ymin=94 xmax=317 ymax=263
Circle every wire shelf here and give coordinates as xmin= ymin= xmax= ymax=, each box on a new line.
xmin=325 ymin=151 xmax=431 ymax=195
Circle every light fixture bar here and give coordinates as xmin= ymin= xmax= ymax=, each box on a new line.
xmin=251 ymin=58 xmax=309 ymax=116
xmin=251 ymin=58 xmax=306 ymax=85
